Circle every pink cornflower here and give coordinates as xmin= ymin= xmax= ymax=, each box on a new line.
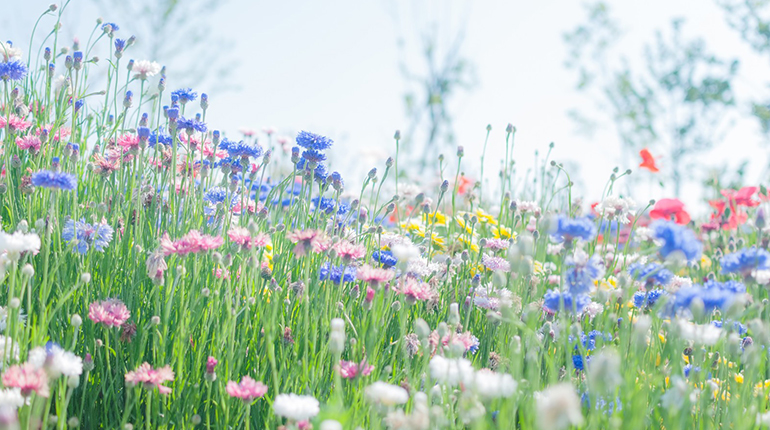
xmin=338 ymin=360 xmax=374 ymax=379
xmin=286 ymin=229 xmax=330 ymax=256
xmin=356 ymin=264 xmax=394 ymax=288
xmin=484 ymin=239 xmax=510 ymax=251
xmin=429 ymin=330 xmax=479 ymax=355
xmin=0 ymin=115 xmax=32 ymax=133
xmin=117 ymin=134 xmax=140 ymax=152
xmin=481 ymin=254 xmax=510 ymax=272
xmin=333 ymin=241 xmax=366 ymax=262
xmin=364 ymin=286 xmax=376 ymax=304
xmin=232 ymin=199 xmax=263 ymax=215
xmin=206 ymin=356 xmax=218 ymax=374
xmin=398 ymin=277 xmax=435 ymax=304
xmin=88 ymin=299 xmax=131 ymax=328
xmin=239 ymin=127 xmax=257 ymax=137
xmin=125 ymin=363 xmax=174 ymax=394
xmin=160 ymin=230 xmax=223 ymax=256
xmin=2 ymin=364 xmax=49 ymax=397
xmin=226 ymin=376 xmax=268 ymax=402
xmin=92 ymin=152 xmax=121 ymax=176
xmin=15 ymin=136 xmax=41 ymax=153
xmin=35 ymin=125 xmax=71 ymax=142
xmin=228 ymin=227 xmax=270 ymax=250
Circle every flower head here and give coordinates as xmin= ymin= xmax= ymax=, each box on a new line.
xmin=551 ymin=216 xmax=596 ymax=242
xmin=273 ymin=393 xmax=320 ymax=422
xmin=30 ymin=170 xmax=77 ymax=191
xmin=720 ymin=247 xmax=770 ymax=276
xmin=649 ymin=198 xmax=690 ymax=225
xmin=62 ymin=219 xmax=114 ymax=254
xmin=160 ymin=230 xmax=223 ymax=256
xmin=226 ymin=376 xmax=268 ymax=403
xmin=88 ymin=299 xmax=130 ymax=328
xmin=2 ymin=364 xmax=48 ymax=397
xmin=125 ymin=363 xmax=174 ymax=394
xmin=651 ymin=221 xmax=702 ymax=262
xmin=0 ymin=60 xmax=27 ymax=81
xmin=296 ymin=131 xmax=333 ymax=151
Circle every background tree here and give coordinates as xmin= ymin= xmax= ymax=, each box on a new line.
xmin=565 ymin=3 xmax=739 ymax=197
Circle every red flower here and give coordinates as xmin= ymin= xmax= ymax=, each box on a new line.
xmin=721 ymin=186 xmax=759 ymax=207
xmin=649 ymin=198 xmax=690 ymax=225
xmin=639 ymin=149 xmax=659 ymax=173
xmin=456 ymin=176 xmax=473 ymax=195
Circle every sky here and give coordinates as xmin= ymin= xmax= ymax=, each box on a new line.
xmin=4 ymin=0 xmax=769 ymax=215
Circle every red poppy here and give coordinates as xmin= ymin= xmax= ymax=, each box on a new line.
xmin=456 ymin=176 xmax=473 ymax=195
xmin=649 ymin=198 xmax=690 ymax=225
xmin=639 ymin=149 xmax=659 ymax=173
xmin=708 ymin=199 xmax=726 ymax=217
xmin=721 ymin=186 xmax=759 ymax=207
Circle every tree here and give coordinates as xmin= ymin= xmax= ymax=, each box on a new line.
xmin=565 ymin=3 xmax=739 ymax=197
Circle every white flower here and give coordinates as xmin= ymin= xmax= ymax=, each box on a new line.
xmin=473 ymin=369 xmax=516 ymax=399
xmin=515 ymin=200 xmax=540 ymax=214
xmin=319 ymin=420 xmax=343 ymax=430
xmin=582 ymin=301 xmax=604 ymax=320
xmin=0 ymin=231 xmax=41 ymax=260
xmin=677 ymin=320 xmax=722 ymax=345
xmin=391 ymin=243 xmax=421 ymax=265
xmin=634 ymin=227 xmax=654 ymax=242
xmin=53 ymin=75 xmax=68 ymax=93
xmin=429 ymin=356 xmax=475 ymax=386
xmin=273 ymin=393 xmax=319 ymax=422
xmin=132 ymin=60 xmax=161 ymax=79
xmin=473 ymin=285 xmax=513 ymax=311
xmin=0 ymin=42 xmax=22 ymax=62
xmin=0 ymin=336 xmax=19 ymax=368
xmin=0 ymin=388 xmax=23 ymax=408
xmin=546 ymin=243 xmax=564 ymax=255
xmin=596 ymin=196 xmax=635 ymax=224
xmin=586 ymin=350 xmax=622 ymax=393
xmin=28 ymin=344 xmax=83 ymax=378
xmin=754 ymin=270 xmax=770 ymax=285
xmin=384 ymin=392 xmax=429 ymax=430
xmin=661 ymin=376 xmax=698 ymax=410
xmin=535 ymin=383 xmax=584 ymax=430
xmin=758 ymin=411 xmax=770 ymax=427
xmin=365 ymin=381 xmax=409 ymax=406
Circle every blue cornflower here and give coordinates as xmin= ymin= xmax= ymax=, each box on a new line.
xmin=372 ymin=250 xmax=397 ymax=267
xmin=712 ymin=319 xmax=748 ymax=335
xmin=683 ymin=365 xmax=701 ymax=378
xmin=581 ymin=393 xmax=622 ymax=414
xmin=114 ymin=38 xmax=126 ymax=52
xmin=296 ymin=131 xmax=333 ymax=151
xmin=101 ymin=22 xmax=119 ymax=32
xmin=632 ymin=289 xmax=666 ymax=309
xmin=330 ymin=171 xmax=344 ymax=191
xmin=551 ymin=215 xmax=597 ymax=242
xmin=311 ymin=197 xmax=348 ymax=215
xmin=171 ymin=88 xmax=197 ymax=104
xmin=0 ymin=59 xmax=28 ymax=81
xmin=572 ymin=354 xmax=589 ymax=371
xmin=319 ymin=263 xmax=357 ymax=284
xmin=203 ymin=187 xmax=237 ymax=208
xmin=176 ymin=117 xmax=207 ymax=133
xmin=62 ymin=218 xmax=114 ymax=254
xmin=219 ymin=138 xmax=263 ymax=158
xmin=301 ymin=149 xmax=326 ymax=164
xmin=30 ymin=170 xmax=77 ymax=191
xmin=166 ymin=106 xmax=179 ymax=120
xmin=628 ymin=263 xmax=673 ymax=286
xmin=74 ymin=99 xmax=84 ymax=111
xmin=543 ymin=289 xmax=591 ymax=314
xmin=563 ymin=252 xmax=604 ymax=295
xmin=720 ymin=247 xmax=770 ymax=275
xmin=137 ymin=126 xmax=150 ymax=140
xmin=671 ymin=279 xmax=745 ymax=314
xmin=148 ymin=131 xmax=173 ymax=147
xmin=651 ymin=220 xmax=702 ymax=262
xmin=215 ymin=157 xmax=243 ymax=173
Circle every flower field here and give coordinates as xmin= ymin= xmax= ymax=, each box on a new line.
xmin=2 ymin=4 xmax=770 ymax=430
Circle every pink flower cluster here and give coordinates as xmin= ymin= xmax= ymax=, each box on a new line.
xmin=88 ymin=299 xmax=131 ymax=328
xmin=117 ymin=133 xmax=140 ymax=151
xmin=356 ymin=264 xmax=394 ymax=287
xmin=398 ymin=277 xmax=435 ymax=304
xmin=225 ymin=376 xmax=268 ymax=402
xmin=333 ymin=241 xmax=366 ymax=262
xmin=15 ymin=136 xmax=41 ymax=153
xmin=481 ymin=254 xmax=511 ymax=272
xmin=286 ymin=229 xmax=330 ymax=256
xmin=2 ymin=363 xmax=49 ymax=397
xmin=0 ymin=115 xmax=32 ymax=133
xmin=227 ymin=227 xmax=270 ymax=249
xmin=125 ymin=363 xmax=174 ymax=394
xmin=338 ymin=360 xmax=374 ymax=379
xmin=160 ymin=230 xmax=223 ymax=256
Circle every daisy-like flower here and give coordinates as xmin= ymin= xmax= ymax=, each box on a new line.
xmin=596 ymin=196 xmax=635 ymax=224
xmin=356 ymin=264 xmax=394 ymax=288
xmin=62 ymin=219 xmax=114 ymax=254
xmin=160 ymin=230 xmax=223 ymax=256
xmin=429 ymin=356 xmax=475 ymax=387
xmin=339 ymin=360 xmax=374 ymax=379
xmin=125 ymin=363 xmax=174 ymax=394
xmin=227 ymin=227 xmax=270 ymax=250
xmin=15 ymin=136 xmax=41 ymax=153
xmin=226 ymin=376 xmax=268 ymax=403
xmin=30 ymin=170 xmax=77 ymax=191
xmin=273 ymin=393 xmax=320 ymax=422
xmin=88 ymin=299 xmax=131 ymax=328
xmin=365 ymin=381 xmax=409 ymax=406
xmin=2 ymin=364 xmax=49 ymax=397
xmin=132 ymin=60 xmax=161 ymax=80
xmin=27 ymin=343 xmax=82 ymax=378
xmin=332 ymin=241 xmax=366 ymax=262
xmin=0 ymin=231 xmax=41 ymax=260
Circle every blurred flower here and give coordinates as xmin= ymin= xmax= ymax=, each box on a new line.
xmin=226 ymin=376 xmax=268 ymax=402
xmin=273 ymin=393 xmax=320 ymax=422
xmin=125 ymin=363 xmax=174 ymax=394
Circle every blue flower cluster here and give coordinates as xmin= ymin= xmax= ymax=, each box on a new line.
xmin=177 ymin=117 xmax=207 ymax=133
xmin=551 ymin=215 xmax=597 ymax=242
xmin=670 ymin=279 xmax=745 ymax=314
xmin=171 ymin=88 xmax=198 ymax=104
xmin=0 ymin=60 xmax=28 ymax=81
xmin=564 ymin=253 xmax=605 ymax=295
xmin=219 ymin=138 xmax=263 ymax=159
xmin=632 ymin=289 xmax=666 ymax=309
xmin=319 ymin=263 xmax=357 ymax=284
xmin=720 ymin=247 xmax=770 ymax=275
xmin=651 ymin=221 xmax=702 ymax=262
xmin=294 ymin=131 xmax=334 ymax=184
xmin=148 ymin=130 xmax=173 ymax=147
xmin=628 ymin=262 xmax=673 ymax=286
xmin=543 ymin=289 xmax=591 ymax=314
xmin=203 ymin=187 xmax=237 ymax=209
xmin=372 ymin=250 xmax=398 ymax=267
xmin=711 ymin=319 xmax=748 ymax=335
xmin=311 ymin=197 xmax=349 ymax=215
xmin=30 ymin=170 xmax=77 ymax=191
xmin=62 ymin=219 xmax=114 ymax=255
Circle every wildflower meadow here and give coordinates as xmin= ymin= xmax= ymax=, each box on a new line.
xmin=2 ymin=3 xmax=770 ymax=430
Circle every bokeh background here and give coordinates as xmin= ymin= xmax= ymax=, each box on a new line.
xmin=5 ymin=0 xmax=770 ymax=213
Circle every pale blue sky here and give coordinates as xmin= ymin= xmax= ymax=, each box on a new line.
xmin=4 ymin=0 xmax=768 ymax=213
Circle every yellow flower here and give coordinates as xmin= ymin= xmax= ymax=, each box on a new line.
xmin=658 ymin=333 xmax=666 ymax=344
xmin=492 ymin=226 xmax=513 ymax=239
xmin=402 ymin=221 xmax=425 ymax=236
xmin=475 ymin=209 xmax=498 ymax=225
xmin=533 ymin=260 xmax=545 ymax=277
xmin=701 ymin=255 xmax=712 ymax=270
xmin=735 ymin=373 xmax=744 ymax=384
xmin=455 ymin=216 xmax=474 ymax=235
xmin=427 ymin=212 xmax=447 ymax=225
xmin=262 ymin=286 xmax=272 ymax=304
xmin=458 ymin=235 xmax=479 ymax=253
